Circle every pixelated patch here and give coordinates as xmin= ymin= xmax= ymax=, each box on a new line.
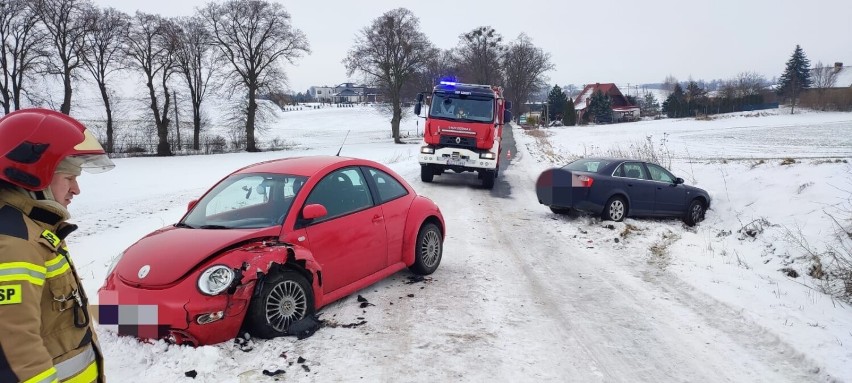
xmin=0 ymin=284 xmax=22 ymax=305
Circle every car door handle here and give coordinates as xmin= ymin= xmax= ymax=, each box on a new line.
xmin=372 ymin=215 xmax=384 ymax=223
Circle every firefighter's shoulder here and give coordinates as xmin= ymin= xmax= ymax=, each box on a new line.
xmin=0 ymin=205 xmax=29 ymax=241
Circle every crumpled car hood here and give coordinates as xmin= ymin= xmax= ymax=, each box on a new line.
xmin=115 ymin=225 xmax=279 ymax=287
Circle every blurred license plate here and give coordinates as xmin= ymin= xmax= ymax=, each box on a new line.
xmin=447 ymin=158 xmax=466 ymax=166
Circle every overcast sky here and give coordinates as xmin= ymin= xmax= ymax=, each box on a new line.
xmin=95 ymin=0 xmax=852 ymax=93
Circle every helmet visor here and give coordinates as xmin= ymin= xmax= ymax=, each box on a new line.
xmin=64 ymin=154 xmax=116 ymax=174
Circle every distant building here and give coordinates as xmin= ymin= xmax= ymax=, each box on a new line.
xmin=574 ymin=83 xmax=640 ymax=123
xmin=827 ymin=62 xmax=852 ymax=88
xmin=309 ymin=83 xmax=382 ymax=103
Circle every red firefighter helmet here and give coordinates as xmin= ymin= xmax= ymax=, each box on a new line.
xmin=0 ymin=108 xmax=115 ymax=191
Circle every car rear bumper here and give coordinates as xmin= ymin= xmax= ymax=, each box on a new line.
xmin=536 ymin=168 xmax=600 ymax=212
xmin=98 ymin=273 xmax=255 ymax=346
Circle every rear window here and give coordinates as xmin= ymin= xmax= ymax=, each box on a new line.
xmin=562 ymin=159 xmax=611 ymax=173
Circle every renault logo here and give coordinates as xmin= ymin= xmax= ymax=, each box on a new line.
xmin=455 ymin=137 xmax=461 ymax=144
xmin=138 ymin=265 xmax=151 ymax=279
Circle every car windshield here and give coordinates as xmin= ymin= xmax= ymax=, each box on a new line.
xmin=181 ymin=173 xmax=308 ymax=229
xmin=428 ymin=93 xmax=494 ymax=123
xmin=562 ymin=159 xmax=612 ymax=173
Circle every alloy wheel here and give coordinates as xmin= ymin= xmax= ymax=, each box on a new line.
xmin=420 ymin=229 xmax=441 ymax=268
xmin=609 ymin=200 xmax=625 ymax=221
xmin=265 ymin=280 xmax=308 ymax=332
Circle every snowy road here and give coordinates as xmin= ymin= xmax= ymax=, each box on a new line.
xmin=379 ymin=125 xmax=825 ymax=382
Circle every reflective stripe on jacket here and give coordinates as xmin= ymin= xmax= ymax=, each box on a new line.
xmin=0 ymin=187 xmax=104 ymax=383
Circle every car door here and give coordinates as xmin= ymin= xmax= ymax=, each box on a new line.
xmin=646 ymin=163 xmax=688 ymax=215
xmin=614 ymin=162 xmax=655 ymax=215
xmin=364 ymin=167 xmax=412 ymax=265
xmin=302 ymin=167 xmax=387 ymax=293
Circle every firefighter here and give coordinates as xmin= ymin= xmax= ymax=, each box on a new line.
xmin=0 ymin=108 xmax=115 ymax=382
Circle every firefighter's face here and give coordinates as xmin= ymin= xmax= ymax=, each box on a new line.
xmin=50 ymin=173 xmax=80 ymax=207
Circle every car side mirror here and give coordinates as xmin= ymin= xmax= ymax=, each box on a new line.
xmin=505 ymin=100 xmax=512 ymax=111
xmin=414 ymin=103 xmax=422 ymax=116
xmin=302 ymin=204 xmax=328 ymax=220
xmin=503 ymin=110 xmax=513 ymax=124
xmin=187 ymin=199 xmax=198 ymax=211
xmin=675 ymin=177 xmax=685 ymax=185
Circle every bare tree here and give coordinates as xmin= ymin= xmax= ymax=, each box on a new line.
xmin=662 ymin=75 xmax=678 ymax=98
xmin=410 ymin=48 xmax=457 ymax=97
xmin=201 ymin=0 xmax=309 ymax=152
xmin=812 ymin=61 xmax=839 ymax=110
xmin=0 ymin=0 xmax=44 ymax=114
xmin=502 ymin=33 xmax=553 ymax=120
xmin=124 ymin=12 xmax=178 ymax=156
xmin=81 ymin=6 xmax=129 ymax=153
xmin=735 ymin=71 xmax=767 ymax=97
xmin=173 ymin=16 xmax=216 ymax=151
xmin=344 ymin=8 xmax=435 ymax=144
xmin=31 ymin=0 xmax=92 ymax=115
xmin=456 ymin=26 xmax=504 ymax=85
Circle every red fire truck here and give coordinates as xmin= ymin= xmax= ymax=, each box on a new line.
xmin=413 ymin=81 xmax=512 ymax=189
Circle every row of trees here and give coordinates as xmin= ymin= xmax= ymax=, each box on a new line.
xmin=343 ymin=11 xmax=554 ymax=143
xmin=1 ymin=0 xmax=309 ymax=155
xmin=2 ymin=1 xmax=555 ymax=151
xmin=660 ymin=45 xmax=849 ymax=118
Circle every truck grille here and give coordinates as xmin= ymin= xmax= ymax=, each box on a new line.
xmin=439 ymin=135 xmax=476 ymax=149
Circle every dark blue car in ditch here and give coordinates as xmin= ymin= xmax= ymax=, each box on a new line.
xmin=535 ymin=158 xmax=711 ymax=226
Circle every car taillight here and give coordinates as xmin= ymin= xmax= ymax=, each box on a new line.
xmin=577 ymin=175 xmax=594 ymax=187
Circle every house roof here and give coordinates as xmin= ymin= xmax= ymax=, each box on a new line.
xmin=835 ymin=66 xmax=852 ymax=87
xmin=336 ymin=89 xmax=360 ymax=96
xmin=573 ymin=83 xmax=634 ymax=110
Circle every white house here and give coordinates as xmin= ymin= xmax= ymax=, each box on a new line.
xmin=309 ymin=83 xmax=382 ymax=103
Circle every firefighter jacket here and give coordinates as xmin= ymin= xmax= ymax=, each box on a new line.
xmin=0 ymin=187 xmax=105 ymax=383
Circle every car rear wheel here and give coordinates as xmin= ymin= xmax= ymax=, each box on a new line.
xmin=246 ymin=270 xmax=315 ymax=339
xmin=603 ymin=196 xmax=627 ymax=222
xmin=550 ymin=206 xmax=571 ymax=215
xmin=684 ymin=199 xmax=706 ymax=227
xmin=409 ymin=222 xmax=442 ymax=275
xmin=421 ymin=165 xmax=434 ymax=183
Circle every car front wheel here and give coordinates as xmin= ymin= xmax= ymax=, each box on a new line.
xmin=684 ymin=199 xmax=706 ymax=226
xmin=603 ymin=196 xmax=627 ymax=222
xmin=409 ymin=222 xmax=442 ymax=275
xmin=246 ymin=270 xmax=315 ymax=339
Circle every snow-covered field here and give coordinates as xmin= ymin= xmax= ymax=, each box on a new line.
xmin=65 ymin=105 xmax=851 ymax=382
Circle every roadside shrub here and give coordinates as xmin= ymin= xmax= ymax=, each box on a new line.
xmin=583 ymin=133 xmax=673 ymax=169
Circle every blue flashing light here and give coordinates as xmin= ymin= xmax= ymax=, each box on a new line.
xmin=438 ymin=76 xmax=458 ymax=86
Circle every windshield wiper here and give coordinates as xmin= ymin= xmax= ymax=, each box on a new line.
xmin=199 ymin=225 xmax=231 ymax=229
xmin=174 ymin=222 xmax=195 ymax=229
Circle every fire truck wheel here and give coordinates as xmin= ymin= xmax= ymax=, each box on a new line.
xmin=482 ymin=170 xmax=495 ymax=189
xmin=421 ymin=165 xmax=434 ymax=182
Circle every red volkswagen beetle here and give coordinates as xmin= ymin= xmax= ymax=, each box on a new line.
xmin=99 ymin=156 xmax=444 ymax=345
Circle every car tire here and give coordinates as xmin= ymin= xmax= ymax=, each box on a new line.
xmin=550 ymin=206 xmax=571 ymax=215
xmin=684 ymin=199 xmax=706 ymax=227
xmin=409 ymin=222 xmax=442 ymax=275
xmin=482 ymin=170 xmax=495 ymax=189
xmin=421 ymin=165 xmax=434 ymax=183
xmin=602 ymin=196 xmax=627 ymax=222
xmin=246 ymin=270 xmax=315 ymax=339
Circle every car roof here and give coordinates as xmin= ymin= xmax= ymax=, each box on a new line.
xmin=232 ymin=155 xmax=369 ymax=177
